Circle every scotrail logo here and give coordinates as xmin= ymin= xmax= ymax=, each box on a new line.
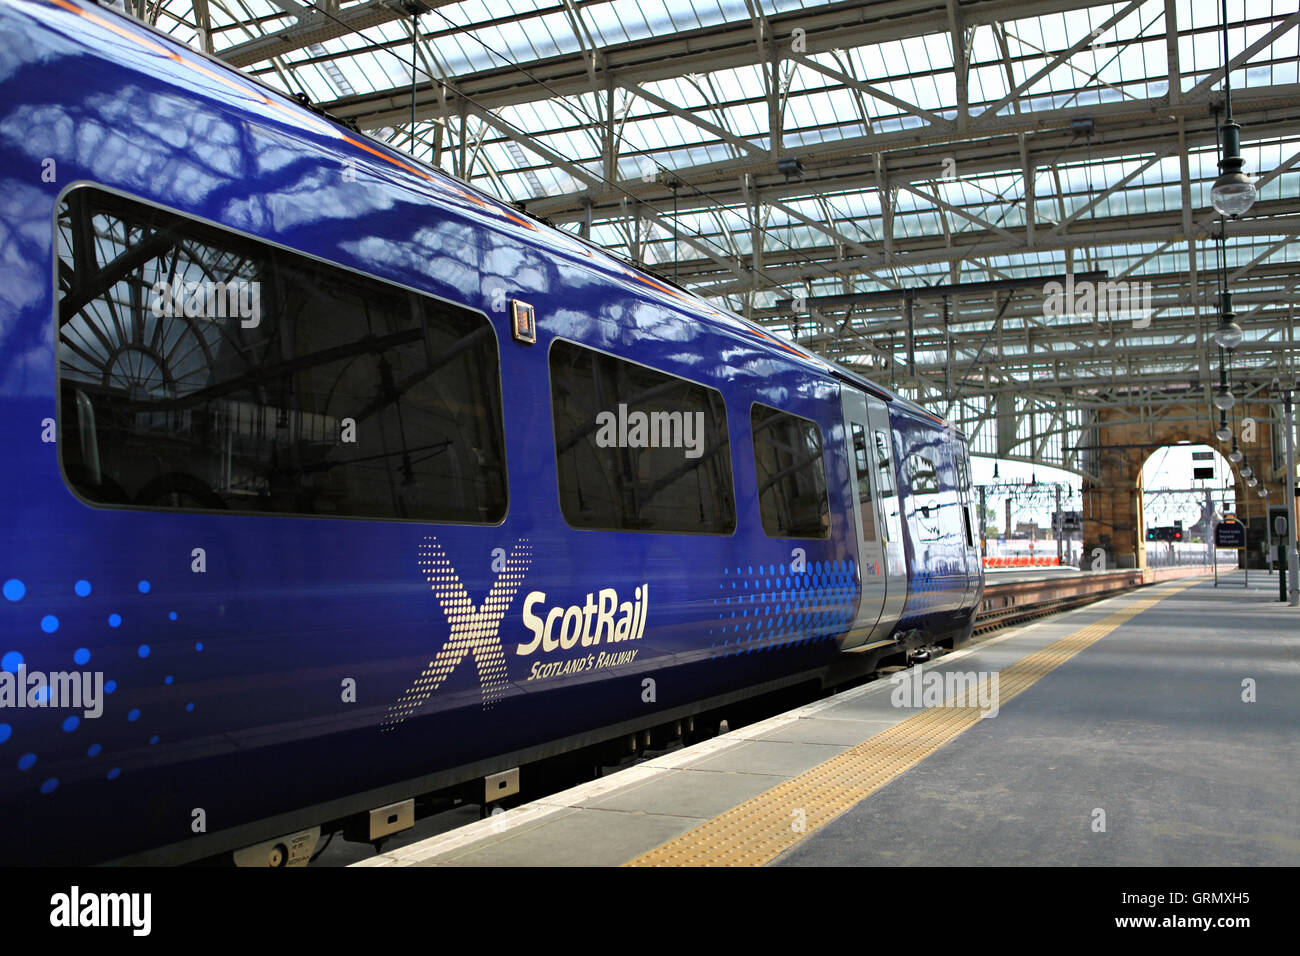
xmin=889 ymin=664 xmax=999 ymax=718
xmin=381 ymin=537 xmax=532 ymax=730
xmin=517 ymin=584 xmax=649 ymax=681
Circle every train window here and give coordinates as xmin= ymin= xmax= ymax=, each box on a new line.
xmin=955 ymin=448 xmax=976 ymax=548
xmin=957 ymin=452 xmax=972 ymax=493
xmin=850 ymin=423 xmax=876 ymax=541
xmin=874 ymin=430 xmax=896 ymax=498
xmin=751 ymin=404 xmax=830 ymax=539
xmin=908 ymin=452 xmax=943 ymax=541
xmin=549 ymin=340 xmax=735 ymax=534
xmin=55 ymin=187 xmax=508 ymax=523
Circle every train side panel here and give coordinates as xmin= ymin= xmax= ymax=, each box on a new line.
xmin=0 ymin=0 xmax=872 ymax=864
xmin=0 ymin=0 xmax=984 ymax=864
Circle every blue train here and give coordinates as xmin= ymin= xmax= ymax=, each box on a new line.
xmin=0 ymin=0 xmax=982 ymax=865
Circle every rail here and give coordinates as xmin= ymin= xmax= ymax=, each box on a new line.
xmin=974 ymin=565 xmax=1214 ymax=636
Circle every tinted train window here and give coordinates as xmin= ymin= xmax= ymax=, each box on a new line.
xmin=56 ymin=187 xmax=507 ymax=523
xmin=549 ymin=340 xmax=735 ymax=534
xmin=908 ymin=452 xmax=943 ymax=541
xmin=751 ymin=404 xmax=830 ymax=539
xmin=851 ymin=423 xmax=876 ymax=541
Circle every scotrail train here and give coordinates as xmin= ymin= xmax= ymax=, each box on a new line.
xmin=0 ymin=0 xmax=983 ymax=865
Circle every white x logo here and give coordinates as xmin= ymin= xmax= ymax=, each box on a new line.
xmin=381 ymin=537 xmax=533 ymax=730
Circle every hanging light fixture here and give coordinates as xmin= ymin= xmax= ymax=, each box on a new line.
xmin=1241 ymin=460 xmax=1253 ymax=479
xmin=1258 ymin=486 xmax=1268 ymax=498
xmin=1213 ymin=127 xmax=1258 ymax=218
xmin=1228 ymin=437 xmax=1243 ymax=464
xmin=1215 ymin=409 xmax=1232 ymax=443
xmin=1213 ymin=290 xmax=1243 ymax=350
xmin=1213 ymin=342 xmax=1235 ymax=411
xmin=1210 ymin=0 xmax=1258 ymax=218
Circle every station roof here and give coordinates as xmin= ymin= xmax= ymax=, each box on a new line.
xmin=123 ymin=0 xmax=1299 ymax=478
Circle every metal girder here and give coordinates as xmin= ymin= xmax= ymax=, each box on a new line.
xmin=786 ymin=53 xmax=953 ymax=130
xmin=896 ymin=182 xmax=1018 ymax=243
xmin=306 ymin=0 xmax=1107 ymax=119
xmin=615 ymin=79 xmax=766 ymax=158
xmin=1047 ymin=149 xmax=1174 ymax=236
xmin=183 ymin=0 xmax=1300 ymax=476
xmin=514 ymin=87 xmax=1299 ymax=225
xmin=976 ymin=0 xmax=1146 ymax=124
xmin=685 ymin=208 xmax=1300 ymax=299
xmin=219 ymin=0 xmax=445 ymax=70
xmin=1186 ymin=9 xmax=1300 ymax=101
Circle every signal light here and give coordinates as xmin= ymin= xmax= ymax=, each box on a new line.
xmin=1146 ymin=529 xmax=1156 ymax=541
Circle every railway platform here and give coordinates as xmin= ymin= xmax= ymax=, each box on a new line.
xmin=352 ymin=571 xmax=1298 ymax=867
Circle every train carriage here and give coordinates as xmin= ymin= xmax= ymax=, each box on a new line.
xmin=0 ymin=0 xmax=981 ymax=865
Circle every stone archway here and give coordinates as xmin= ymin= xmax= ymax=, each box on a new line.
xmin=1081 ymin=398 xmax=1278 ymax=570
xmin=1139 ymin=443 xmax=1237 ymax=566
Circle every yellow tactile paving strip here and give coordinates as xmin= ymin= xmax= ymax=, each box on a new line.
xmin=625 ymin=579 xmax=1200 ymax=867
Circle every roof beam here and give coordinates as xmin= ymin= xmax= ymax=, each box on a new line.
xmin=615 ymin=79 xmax=767 ymax=158
xmin=974 ymin=0 xmax=1145 ymax=126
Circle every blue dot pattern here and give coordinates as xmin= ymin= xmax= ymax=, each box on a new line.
xmin=0 ymin=573 xmax=198 ymax=796
xmin=897 ymin=567 xmax=960 ymax=626
xmin=710 ymin=560 xmax=857 ymax=658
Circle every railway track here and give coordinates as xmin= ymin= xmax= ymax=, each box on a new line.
xmin=973 ymin=565 xmax=1215 ymax=636
xmin=974 ymin=569 xmax=1144 ymax=637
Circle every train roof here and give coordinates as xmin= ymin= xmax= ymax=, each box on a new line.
xmin=24 ymin=0 xmax=960 ymax=438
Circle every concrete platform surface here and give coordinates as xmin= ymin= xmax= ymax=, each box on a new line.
xmin=353 ymin=572 xmax=1298 ymax=867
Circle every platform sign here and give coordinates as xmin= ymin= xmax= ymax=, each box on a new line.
xmin=1215 ymin=520 xmax=1245 ymax=549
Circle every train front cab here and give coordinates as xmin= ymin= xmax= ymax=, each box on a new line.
xmin=834 ymin=385 xmax=983 ymax=665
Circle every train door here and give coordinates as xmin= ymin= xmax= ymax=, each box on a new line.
xmin=841 ymin=387 xmax=907 ymax=647
xmin=954 ymin=442 xmax=983 ymax=603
